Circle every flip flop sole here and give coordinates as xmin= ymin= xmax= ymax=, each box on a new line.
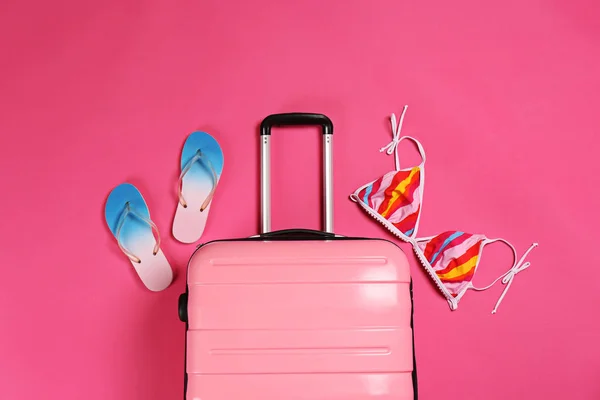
xmin=105 ymin=183 xmax=173 ymax=291
xmin=172 ymin=131 xmax=224 ymax=243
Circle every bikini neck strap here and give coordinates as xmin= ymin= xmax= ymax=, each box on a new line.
xmin=379 ymin=105 xmax=426 ymax=171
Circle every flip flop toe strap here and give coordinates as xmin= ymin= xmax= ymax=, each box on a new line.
xmin=115 ymin=202 xmax=161 ymax=263
xmin=177 ymin=149 xmax=219 ymax=212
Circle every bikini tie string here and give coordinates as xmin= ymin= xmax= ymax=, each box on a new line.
xmin=491 ymin=242 xmax=539 ymax=314
xmin=380 ymin=105 xmax=408 ymax=171
xmin=379 ymin=135 xmax=400 ymax=155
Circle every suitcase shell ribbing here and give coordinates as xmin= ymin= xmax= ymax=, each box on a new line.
xmin=183 ymin=237 xmax=417 ymax=399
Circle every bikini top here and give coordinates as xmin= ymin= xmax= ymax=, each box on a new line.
xmin=350 ymin=106 xmax=538 ymax=313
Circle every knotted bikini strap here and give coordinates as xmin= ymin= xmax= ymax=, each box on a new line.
xmin=379 ymin=105 xmax=426 ymax=170
xmin=471 ymin=240 xmax=539 ymax=314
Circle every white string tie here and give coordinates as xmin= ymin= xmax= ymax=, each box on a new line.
xmin=380 ymin=105 xmax=408 ymax=170
xmin=491 ymin=242 xmax=539 ymax=314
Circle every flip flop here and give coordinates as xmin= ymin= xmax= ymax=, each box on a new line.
xmin=105 ymin=183 xmax=173 ymax=291
xmin=172 ymin=131 xmax=224 ymax=243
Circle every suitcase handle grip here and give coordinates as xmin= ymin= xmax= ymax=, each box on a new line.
xmin=260 ymin=113 xmax=334 ymax=234
xmin=260 ymin=113 xmax=333 ymax=136
xmin=260 ymin=228 xmax=335 ymax=240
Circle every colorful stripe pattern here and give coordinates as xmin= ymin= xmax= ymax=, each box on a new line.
xmin=417 ymin=231 xmax=486 ymax=296
xmin=357 ymin=166 xmax=422 ymax=237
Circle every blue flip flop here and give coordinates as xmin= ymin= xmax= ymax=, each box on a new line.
xmin=105 ymin=183 xmax=173 ymax=291
xmin=172 ymin=131 xmax=224 ymax=243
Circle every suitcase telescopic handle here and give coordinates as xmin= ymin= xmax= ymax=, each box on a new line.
xmin=259 ymin=113 xmax=334 ymax=234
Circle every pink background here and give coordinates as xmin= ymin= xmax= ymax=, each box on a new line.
xmin=1 ymin=0 xmax=598 ymax=398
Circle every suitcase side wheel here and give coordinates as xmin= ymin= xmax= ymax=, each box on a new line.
xmin=178 ymin=293 xmax=188 ymax=322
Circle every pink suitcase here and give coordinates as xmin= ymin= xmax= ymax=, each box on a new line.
xmin=178 ymin=113 xmax=418 ymax=399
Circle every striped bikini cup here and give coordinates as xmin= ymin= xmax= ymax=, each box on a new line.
xmin=416 ymin=231 xmax=487 ymax=301
xmin=351 ymin=107 xmax=537 ymax=313
xmin=356 ymin=166 xmax=422 ymax=237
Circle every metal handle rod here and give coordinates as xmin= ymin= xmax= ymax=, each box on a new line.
xmin=260 ymin=135 xmax=272 ymax=233
xmin=323 ymin=133 xmax=334 ymax=233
